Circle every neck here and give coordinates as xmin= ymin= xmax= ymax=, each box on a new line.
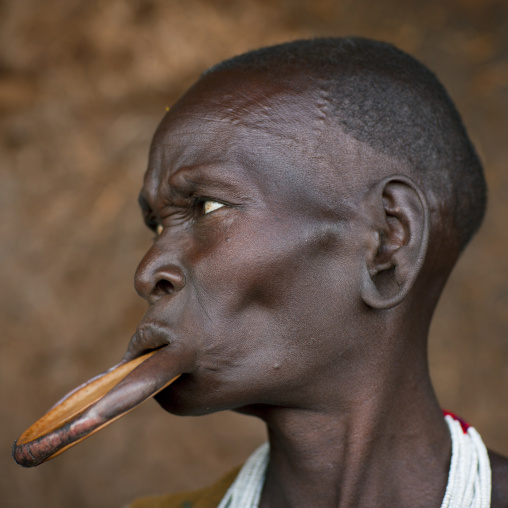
xmin=256 ymin=332 xmax=451 ymax=508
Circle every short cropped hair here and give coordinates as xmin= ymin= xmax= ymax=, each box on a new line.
xmin=206 ymin=37 xmax=487 ymax=251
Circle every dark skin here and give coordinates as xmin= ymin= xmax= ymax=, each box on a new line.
xmin=126 ymin=68 xmax=508 ymax=507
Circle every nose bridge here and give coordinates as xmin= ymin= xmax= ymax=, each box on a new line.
xmin=134 ymin=241 xmax=186 ymax=303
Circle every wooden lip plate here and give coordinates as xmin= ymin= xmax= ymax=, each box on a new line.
xmin=13 ymin=350 xmax=180 ymax=467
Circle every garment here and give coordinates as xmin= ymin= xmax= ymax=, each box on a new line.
xmin=129 ymin=413 xmax=491 ymax=508
xmin=128 ymin=466 xmax=240 ymax=508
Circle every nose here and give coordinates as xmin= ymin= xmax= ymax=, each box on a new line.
xmin=134 ymin=246 xmax=186 ymax=303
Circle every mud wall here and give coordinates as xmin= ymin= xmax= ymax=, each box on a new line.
xmin=1 ymin=1 xmax=507 ymax=506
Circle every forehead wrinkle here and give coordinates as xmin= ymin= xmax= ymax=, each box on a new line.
xmin=225 ymin=85 xmax=369 ymax=219
xmin=145 ymin=79 xmax=354 ymax=217
xmin=163 ymin=113 xmax=235 ymax=127
xmin=149 ymin=126 xmax=256 ymax=205
xmin=231 ymin=85 xmax=335 ymax=172
xmin=233 ymin=93 xmax=314 ymax=133
xmin=166 ymin=81 xmax=330 ymax=169
xmin=147 ymin=117 xmax=236 ymax=180
xmin=179 ymin=76 xmax=316 ymax=148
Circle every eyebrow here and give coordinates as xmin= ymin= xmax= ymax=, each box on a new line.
xmin=138 ymin=162 xmax=250 ymax=227
xmin=167 ymin=163 xmax=247 ymax=197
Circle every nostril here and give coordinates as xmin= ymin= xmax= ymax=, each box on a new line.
xmin=155 ymin=279 xmax=174 ymax=295
xmin=155 ymin=279 xmax=175 ymax=295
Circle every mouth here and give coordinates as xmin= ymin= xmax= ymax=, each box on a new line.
xmin=12 ymin=322 xmax=196 ymax=468
xmin=124 ymin=321 xmax=175 ymax=361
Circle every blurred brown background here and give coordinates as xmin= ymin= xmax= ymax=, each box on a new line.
xmin=1 ymin=0 xmax=507 ymax=506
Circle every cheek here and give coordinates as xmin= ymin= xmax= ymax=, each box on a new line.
xmin=194 ymin=220 xmax=308 ymax=311
xmin=170 ymin=220 xmax=361 ymax=408
xmin=189 ymin=216 xmax=356 ymax=341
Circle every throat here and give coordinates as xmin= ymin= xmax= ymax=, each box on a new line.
xmin=256 ymin=399 xmax=451 ymax=508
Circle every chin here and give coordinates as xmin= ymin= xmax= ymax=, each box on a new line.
xmin=153 ymin=374 xmax=266 ymax=417
xmin=153 ymin=375 xmax=228 ymax=417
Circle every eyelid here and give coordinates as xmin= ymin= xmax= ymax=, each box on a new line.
xmin=150 ymin=199 xmax=227 ymax=235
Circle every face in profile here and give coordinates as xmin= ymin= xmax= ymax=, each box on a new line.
xmin=131 ymin=70 xmax=367 ymax=417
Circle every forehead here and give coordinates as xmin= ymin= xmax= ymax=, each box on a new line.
xmin=143 ymin=70 xmax=377 ymax=214
xmin=152 ymin=72 xmax=318 ymax=161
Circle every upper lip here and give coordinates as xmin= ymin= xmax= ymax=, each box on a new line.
xmin=124 ymin=321 xmax=173 ymax=361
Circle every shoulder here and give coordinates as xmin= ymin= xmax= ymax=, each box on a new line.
xmin=127 ymin=466 xmax=241 ymax=508
xmin=490 ymin=450 xmax=508 ymax=508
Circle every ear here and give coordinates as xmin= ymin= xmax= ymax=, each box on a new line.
xmin=360 ymin=175 xmax=430 ymax=309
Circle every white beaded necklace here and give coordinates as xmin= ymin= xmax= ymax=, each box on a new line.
xmin=441 ymin=414 xmax=491 ymax=508
xmin=218 ymin=414 xmax=491 ymax=508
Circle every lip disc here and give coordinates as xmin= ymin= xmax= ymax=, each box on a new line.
xmin=12 ymin=349 xmax=180 ymax=467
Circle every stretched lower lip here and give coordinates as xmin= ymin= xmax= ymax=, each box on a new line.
xmin=12 ymin=345 xmax=189 ymax=468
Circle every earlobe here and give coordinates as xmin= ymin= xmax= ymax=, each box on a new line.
xmin=360 ymin=176 xmax=430 ymax=309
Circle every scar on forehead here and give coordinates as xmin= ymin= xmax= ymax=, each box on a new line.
xmin=312 ymin=80 xmax=332 ymax=137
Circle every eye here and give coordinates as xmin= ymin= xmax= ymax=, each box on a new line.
xmin=202 ymin=200 xmax=225 ymax=214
